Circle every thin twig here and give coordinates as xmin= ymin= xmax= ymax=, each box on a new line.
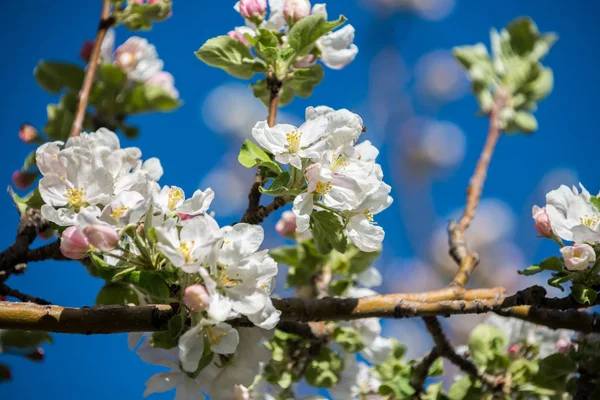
xmin=69 ymin=0 xmax=115 ymax=137
xmin=423 ymin=317 xmax=503 ymax=389
xmin=0 ymin=284 xmax=51 ymax=305
xmin=240 ymin=76 xmax=282 ymax=224
xmin=411 ymin=347 xmax=440 ymax=396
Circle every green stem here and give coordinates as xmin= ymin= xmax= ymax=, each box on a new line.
xmin=314 ymin=202 xmax=345 ymax=218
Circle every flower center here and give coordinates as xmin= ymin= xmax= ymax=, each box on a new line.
xmin=331 ymin=153 xmax=349 ymax=171
xmin=116 ymin=52 xmax=135 ymax=70
xmin=110 ymin=206 xmax=129 ymax=219
xmin=206 ymin=327 xmax=227 ymax=346
xmin=178 ymin=240 xmax=195 ymax=264
xmin=315 ymin=181 xmax=332 ymax=195
xmin=66 ymin=188 xmax=85 ymax=210
xmin=363 ymin=208 xmax=374 ymax=222
xmin=286 ymin=130 xmax=302 ymax=154
xmin=168 ymin=188 xmax=184 ymax=211
xmin=579 ymin=215 xmax=600 ymax=229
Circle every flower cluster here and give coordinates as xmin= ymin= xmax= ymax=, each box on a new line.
xmin=35 ymin=128 xmax=281 ymax=397
xmin=230 ymin=0 xmax=358 ymax=70
xmin=253 ymin=106 xmax=392 ymax=252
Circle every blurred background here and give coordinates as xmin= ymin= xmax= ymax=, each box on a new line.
xmin=1 ymin=0 xmax=599 ymax=398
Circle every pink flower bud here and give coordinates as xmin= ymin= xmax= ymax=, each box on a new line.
xmin=82 ymin=225 xmax=120 ymax=252
xmin=146 ymin=71 xmax=179 ymax=99
xmin=284 ymin=0 xmax=311 ymax=22
xmin=228 ymin=30 xmax=250 ymax=47
xmin=555 ymin=336 xmax=573 ymax=354
xmin=0 ymin=364 xmax=11 ymax=382
xmin=11 ymin=170 xmax=36 ymax=190
xmin=276 ymin=211 xmax=297 ymax=237
xmin=532 ymin=205 xmax=552 ymax=237
xmin=18 ymin=124 xmax=39 ymax=143
xmin=239 ymin=0 xmax=267 ymax=20
xmin=79 ymin=40 xmax=95 ymax=62
xmin=560 ymin=243 xmax=596 ymax=271
xmin=60 ymin=226 xmax=91 ymax=260
xmin=183 ymin=284 xmax=211 ymax=313
xmin=295 ymin=54 xmax=316 ymax=68
xmin=25 ymin=348 xmax=45 ymax=362
xmin=507 ymin=344 xmax=520 ymax=356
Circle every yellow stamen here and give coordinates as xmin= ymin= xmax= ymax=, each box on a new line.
xmin=579 ymin=215 xmax=600 ymax=229
xmin=285 ymin=130 xmax=302 ymax=154
xmin=206 ymin=327 xmax=227 ymax=346
xmin=331 ymin=153 xmax=349 ymax=171
xmin=110 ymin=206 xmax=129 ymax=219
xmin=178 ymin=240 xmax=195 ymax=263
xmin=363 ymin=208 xmax=374 ymax=222
xmin=315 ymin=181 xmax=332 ymax=195
xmin=168 ymin=188 xmax=184 ymax=211
xmin=66 ymin=188 xmax=85 ymax=210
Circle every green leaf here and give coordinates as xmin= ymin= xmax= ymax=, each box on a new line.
xmin=590 ymin=196 xmax=600 ymax=213
xmin=120 ymin=124 xmax=140 ymax=139
xmin=452 ymin=44 xmax=495 ymax=85
xmin=427 ymin=357 xmax=445 ymax=377
xmin=125 ymin=84 xmax=180 ymax=114
xmin=505 ymin=17 xmax=557 ymax=61
xmin=34 ymin=61 xmax=84 ymax=94
xmin=537 ymin=354 xmax=577 ymax=381
xmin=309 ymin=210 xmax=347 ymax=255
xmin=304 ymin=347 xmax=343 ymax=388
xmin=571 ymin=284 xmax=597 ymax=305
xmin=330 ymin=245 xmax=381 ymax=276
xmin=120 ymin=270 xmax=170 ymax=300
xmin=269 ymin=246 xmax=299 ymax=267
xmin=237 ymin=139 xmax=282 ymax=174
xmin=447 ymin=376 xmax=483 ymax=400
xmin=167 ymin=310 xmax=186 ymax=341
xmin=195 ymin=35 xmax=260 ymax=79
xmin=539 ymin=256 xmax=563 ymax=272
xmin=468 ymin=324 xmax=507 ymax=369
xmin=44 ymin=101 xmax=74 ymax=141
xmin=22 ymin=151 xmax=37 ymax=171
xmin=254 ymin=28 xmax=280 ymax=64
xmin=287 ymin=14 xmax=347 ymax=56
xmin=259 ymin=171 xmax=290 ymax=196
xmin=332 ymin=327 xmax=365 ymax=353
xmin=548 ymin=272 xmax=573 ymax=291
xmin=286 ymin=65 xmax=325 ymax=98
xmin=0 ymin=330 xmax=52 ymax=349
xmin=95 ymin=283 xmax=140 ymax=305
xmin=97 ymin=64 xmax=128 ymax=88
xmin=151 ymin=330 xmax=178 ymax=349
xmin=518 ymin=265 xmax=543 ymax=276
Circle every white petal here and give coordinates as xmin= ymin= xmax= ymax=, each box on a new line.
xmin=39 ymin=176 xmax=68 ymax=207
xmin=298 ymin=116 xmax=329 ymax=147
xmin=362 ymin=337 xmax=395 ymax=364
xmin=247 ymin=300 xmax=281 ymax=330
xmin=347 ymin=216 xmax=384 ymax=252
xmin=143 ymin=372 xmax=182 ymax=397
xmin=251 ymin=121 xmax=289 ymax=155
xmin=177 ymin=188 xmax=215 ymax=216
xmin=220 ymin=223 xmax=264 ymax=265
xmin=142 ymin=158 xmax=164 ymax=181
xmin=179 ymin=324 xmax=205 ymax=373
xmin=210 ymin=324 xmax=239 ymax=354
xmin=356 ymin=267 xmax=382 ymax=288
xmin=293 ymin=193 xmax=314 ymax=232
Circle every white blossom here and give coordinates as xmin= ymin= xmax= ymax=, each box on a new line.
xmin=545 ymin=184 xmax=600 ymax=243
xmin=114 ymin=37 xmax=164 ymax=82
xmin=317 ymin=25 xmax=359 ymax=70
xmin=179 ymin=322 xmax=240 ymax=373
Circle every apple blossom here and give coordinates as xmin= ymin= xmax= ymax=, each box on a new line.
xmin=317 ymin=25 xmax=359 ymax=70
xmin=275 ymin=210 xmax=297 ymax=237
xmin=183 ymin=284 xmax=211 ymax=313
xmin=178 ymin=322 xmax=239 ymax=373
xmin=114 ymin=37 xmax=164 ymax=82
xmin=238 ymin=0 xmax=268 ymax=20
xmin=555 ymin=336 xmax=573 ymax=354
xmin=545 ymin=184 xmax=600 ymax=243
xmin=228 ymin=29 xmax=250 ymax=47
xmin=60 ymin=226 xmax=90 ymax=260
xmin=146 ymin=71 xmax=179 ymax=99
xmin=251 ymin=116 xmax=330 ymax=169
xmin=560 ymin=243 xmax=596 ymax=271
xmin=82 ymin=224 xmax=119 ymax=252
xmin=532 ymin=205 xmax=552 ymax=237
xmin=18 ymin=124 xmax=38 ymax=143
xmin=153 ymin=186 xmax=215 ymax=218
xmin=283 ymin=0 xmax=311 ymax=22
xmin=329 ymin=357 xmax=382 ymax=400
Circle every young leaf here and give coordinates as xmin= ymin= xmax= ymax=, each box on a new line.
xmin=591 ymin=196 xmax=600 ymax=213
xmin=238 ymin=139 xmax=282 ymax=174
xmin=125 ymin=84 xmax=180 ymax=114
xmin=121 ymin=270 xmax=170 ymax=300
xmin=97 ymin=64 xmax=128 ymax=89
xmin=548 ymin=272 xmax=573 ymax=291
xmin=571 ymin=284 xmax=597 ymax=305
xmin=259 ymin=171 xmax=290 ymax=196
xmin=518 ymin=265 xmax=543 ymax=276
xmin=286 ymin=65 xmax=325 ymax=98
xmin=195 ymin=35 xmax=260 ymax=79
xmin=287 ymin=14 xmax=347 ymax=56
xmin=539 ymin=256 xmax=563 ymax=271
xmin=310 ymin=210 xmax=347 ymax=255
xmin=96 ymin=283 xmax=140 ymax=305
xmin=332 ymin=326 xmax=365 ymax=353
xmin=0 ymin=330 xmax=53 ymax=349
xmin=269 ymin=246 xmax=299 ymax=267
xmin=34 ymin=61 xmax=85 ymax=94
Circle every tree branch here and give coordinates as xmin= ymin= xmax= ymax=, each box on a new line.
xmin=240 ymin=76 xmax=283 ymax=225
xmin=69 ymin=0 xmax=115 ymax=137
xmin=1 ymin=286 xmax=598 ymax=334
xmin=411 ymin=347 xmax=440 ymax=396
xmin=0 ymin=284 xmax=51 ymax=305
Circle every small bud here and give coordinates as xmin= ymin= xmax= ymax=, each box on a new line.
xmin=283 ymin=0 xmax=311 ymax=23
xmin=0 ymin=364 xmax=11 ymax=382
xmin=25 ymin=348 xmax=45 ymax=362
xmin=145 ymin=71 xmax=179 ymax=99
xmin=276 ymin=211 xmax=297 ymax=237
xmin=295 ymin=54 xmax=316 ymax=68
xmin=183 ymin=284 xmax=211 ymax=313
xmin=532 ymin=205 xmax=552 ymax=237
xmin=11 ymin=170 xmax=36 ymax=190
xmin=83 ymin=225 xmax=120 ymax=252
xmin=60 ymin=226 xmax=91 ymax=260
xmin=555 ymin=336 xmax=573 ymax=354
xmin=239 ymin=0 xmax=267 ymax=20
xmin=560 ymin=243 xmax=596 ymax=271
xmin=79 ymin=40 xmax=95 ymax=62
xmin=507 ymin=343 xmax=520 ymax=357
xmin=228 ymin=30 xmax=250 ymax=47
xmin=18 ymin=124 xmax=39 ymax=143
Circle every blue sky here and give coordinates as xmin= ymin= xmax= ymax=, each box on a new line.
xmin=1 ymin=1 xmax=599 ymax=398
